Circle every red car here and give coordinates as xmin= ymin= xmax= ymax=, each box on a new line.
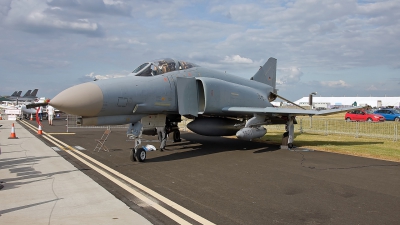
xmin=345 ymin=109 xmax=385 ymax=122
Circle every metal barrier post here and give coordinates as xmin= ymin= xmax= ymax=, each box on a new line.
xmin=299 ymin=118 xmax=303 ymax=133
xmin=356 ymin=121 xmax=359 ymax=138
xmin=325 ymin=120 xmax=328 ymax=136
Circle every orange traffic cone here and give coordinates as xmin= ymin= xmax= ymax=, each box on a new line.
xmin=0 ymin=114 xmax=2 ymax=120
xmin=8 ymin=123 xmax=18 ymax=139
xmin=30 ymin=114 xmax=33 ymax=121
xmin=38 ymin=125 xmax=43 ymax=135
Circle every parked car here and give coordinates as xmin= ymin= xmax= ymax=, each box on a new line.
xmin=374 ymin=108 xmax=400 ymax=122
xmin=345 ymin=109 xmax=385 ymax=122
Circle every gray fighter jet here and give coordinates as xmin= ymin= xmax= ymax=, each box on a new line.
xmin=6 ymin=89 xmax=39 ymax=101
xmin=19 ymin=89 xmax=39 ymax=101
xmin=34 ymin=57 xmax=359 ymax=162
xmin=6 ymin=91 xmax=22 ymax=100
xmin=23 ymin=90 xmax=32 ymax=97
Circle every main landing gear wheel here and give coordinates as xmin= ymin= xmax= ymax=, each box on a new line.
xmin=135 ymin=147 xmax=147 ymax=162
xmin=173 ymin=130 xmax=181 ymax=142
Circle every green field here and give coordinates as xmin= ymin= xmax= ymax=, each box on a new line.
xmin=258 ymin=112 xmax=400 ymax=162
xmin=259 ymin=131 xmax=400 ymax=162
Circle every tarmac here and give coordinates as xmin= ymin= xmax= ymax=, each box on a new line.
xmin=1 ymin=116 xmax=400 ymax=224
xmin=0 ymin=120 xmax=151 ymax=225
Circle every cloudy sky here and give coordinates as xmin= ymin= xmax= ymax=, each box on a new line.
xmin=0 ymin=0 xmax=399 ymax=101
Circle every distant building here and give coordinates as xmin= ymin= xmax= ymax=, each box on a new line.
xmin=294 ymin=97 xmax=400 ymax=108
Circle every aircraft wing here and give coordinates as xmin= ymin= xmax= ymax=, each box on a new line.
xmin=222 ymin=106 xmax=363 ymax=116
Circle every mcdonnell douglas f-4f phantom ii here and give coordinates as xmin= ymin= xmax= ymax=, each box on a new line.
xmin=31 ymin=57 xmax=360 ymax=162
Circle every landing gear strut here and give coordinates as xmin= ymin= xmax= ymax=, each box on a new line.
xmin=173 ymin=130 xmax=181 ymax=142
xmin=281 ymin=116 xmax=295 ymax=149
xmin=127 ymin=122 xmax=147 ymax=162
xmin=127 ymin=117 xmax=182 ymax=163
xmin=287 ymin=116 xmax=295 ymax=148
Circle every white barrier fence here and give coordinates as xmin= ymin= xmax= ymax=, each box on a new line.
xmin=268 ymin=118 xmax=399 ymax=141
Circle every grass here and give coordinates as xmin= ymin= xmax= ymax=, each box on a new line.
xmin=259 ymin=131 xmax=400 ymax=162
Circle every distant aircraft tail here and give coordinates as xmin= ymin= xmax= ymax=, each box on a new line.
xmin=16 ymin=91 xmax=22 ymax=97
xmin=23 ymin=90 xmax=32 ymax=97
xmin=251 ymin=57 xmax=277 ymax=93
xmin=30 ymin=89 xmax=38 ymax=97
xmin=11 ymin=91 xmax=18 ymax=96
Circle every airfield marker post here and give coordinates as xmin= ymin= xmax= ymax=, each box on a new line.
xmin=8 ymin=123 xmax=18 ymax=139
xmin=37 ymin=125 xmax=43 ymax=135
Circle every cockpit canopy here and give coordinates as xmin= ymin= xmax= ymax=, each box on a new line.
xmin=132 ymin=58 xmax=199 ymax=77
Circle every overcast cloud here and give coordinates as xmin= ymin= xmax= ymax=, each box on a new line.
xmin=0 ymin=0 xmax=399 ymax=100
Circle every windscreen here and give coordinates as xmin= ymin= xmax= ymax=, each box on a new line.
xmin=133 ymin=58 xmax=199 ymax=76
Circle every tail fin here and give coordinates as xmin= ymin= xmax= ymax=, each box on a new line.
xmin=251 ymin=57 xmax=277 ymax=93
xmin=16 ymin=91 xmax=22 ymax=97
xmin=23 ymin=90 xmax=32 ymax=97
xmin=30 ymin=89 xmax=38 ymax=97
xmin=11 ymin=91 xmax=17 ymax=96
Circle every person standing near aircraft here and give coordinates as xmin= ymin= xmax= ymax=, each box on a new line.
xmin=38 ymin=106 xmax=43 ymax=121
xmin=47 ymin=105 xmax=55 ymax=125
xmin=156 ymin=126 xmax=167 ymax=151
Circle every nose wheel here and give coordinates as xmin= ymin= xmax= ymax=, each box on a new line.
xmin=130 ymin=147 xmax=147 ymax=162
xmin=136 ymin=147 xmax=147 ymax=162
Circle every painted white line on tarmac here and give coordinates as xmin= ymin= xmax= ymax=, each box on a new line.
xmin=19 ymin=120 xmax=215 ymax=225
xmin=65 ymin=149 xmax=192 ymax=225
xmin=73 ymin=149 xmax=216 ymax=225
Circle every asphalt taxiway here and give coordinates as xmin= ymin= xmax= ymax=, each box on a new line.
xmin=4 ymin=116 xmax=400 ymax=224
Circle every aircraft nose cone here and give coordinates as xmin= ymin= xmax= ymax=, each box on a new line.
xmin=50 ymin=82 xmax=103 ymax=117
